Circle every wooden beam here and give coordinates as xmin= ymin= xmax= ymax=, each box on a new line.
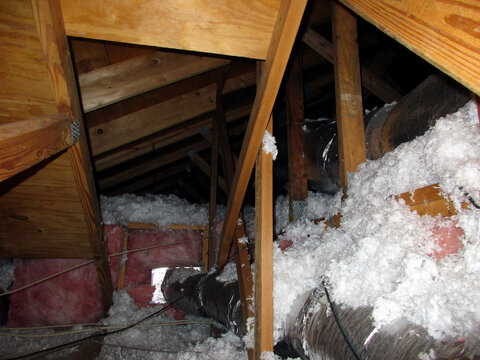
xmin=32 ymin=0 xmax=113 ymax=311
xmin=338 ymin=0 xmax=480 ymax=97
xmin=187 ymin=150 xmax=228 ymax=194
xmin=302 ymin=27 xmax=402 ymax=103
xmin=89 ymin=71 xmax=256 ymax=156
xmin=396 ymin=183 xmax=468 ymax=217
xmin=79 ymin=52 xmax=229 ymax=112
xmin=94 ymin=97 xmax=252 ymax=172
xmin=332 ymin=2 xmax=366 ymax=189
xmin=254 ymin=116 xmax=274 ymax=359
xmin=208 ymin=118 xmax=219 ymax=270
xmin=286 ymin=47 xmax=308 ymax=222
xmin=0 ymin=113 xmax=74 ymax=182
xmin=218 ymin=0 xmax=308 ymax=267
xmin=61 ymin=0 xmax=281 ymax=60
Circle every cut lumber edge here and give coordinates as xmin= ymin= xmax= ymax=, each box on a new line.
xmin=0 ymin=113 xmax=74 ymax=182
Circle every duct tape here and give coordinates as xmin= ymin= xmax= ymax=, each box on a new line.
xmin=71 ymin=119 xmax=81 ymax=143
xmin=292 ymin=200 xmax=307 ymax=222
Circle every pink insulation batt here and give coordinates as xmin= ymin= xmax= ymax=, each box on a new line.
xmin=8 ymin=224 xmax=203 ymax=326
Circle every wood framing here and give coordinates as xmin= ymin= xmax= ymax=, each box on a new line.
xmin=79 ymin=53 xmax=229 ymax=112
xmin=286 ymin=47 xmax=308 ymax=222
xmin=332 ymin=2 xmax=366 ymax=189
xmin=254 ymin=116 xmax=274 ymax=359
xmin=61 ymin=0 xmax=281 ymax=59
xmin=32 ymin=0 xmax=113 ymax=311
xmin=0 ymin=113 xmax=74 ymax=182
xmin=188 ymin=151 xmax=228 ymax=194
xmin=218 ymin=0 xmax=308 ymax=268
xmin=303 ymin=27 xmax=402 ymax=103
xmin=338 ymin=0 xmax=480 ymax=97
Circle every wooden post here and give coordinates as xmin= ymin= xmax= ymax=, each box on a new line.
xmin=215 ymin=68 xmax=255 ymax=359
xmin=218 ymin=0 xmax=308 ymax=268
xmin=254 ymin=115 xmax=274 ymax=359
xmin=208 ymin=119 xmax=219 ymax=270
xmin=32 ymin=0 xmax=113 ymax=311
xmin=286 ymin=46 xmax=308 ymax=222
xmin=332 ymin=2 xmax=366 ymax=189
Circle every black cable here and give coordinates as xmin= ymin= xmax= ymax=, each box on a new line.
xmin=322 ymin=282 xmax=362 ymax=360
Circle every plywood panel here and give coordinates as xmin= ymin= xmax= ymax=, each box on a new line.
xmin=0 ymin=152 xmax=92 ymax=258
xmin=0 ymin=1 xmax=57 ymax=123
xmin=61 ymin=0 xmax=281 ymax=59
xmin=339 ymin=0 xmax=480 ymax=96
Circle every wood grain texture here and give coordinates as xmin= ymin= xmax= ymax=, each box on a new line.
xmin=32 ymin=0 xmax=113 ymax=310
xmin=89 ymin=71 xmax=256 ymax=156
xmin=0 ymin=1 xmax=57 ymax=123
xmin=339 ymin=0 xmax=480 ymax=96
xmin=254 ymin=116 xmax=274 ymax=359
xmin=332 ymin=2 xmax=366 ymax=189
xmin=79 ymin=52 xmax=229 ymax=112
xmin=396 ymin=183 xmax=468 ymax=217
xmin=61 ymin=0 xmax=280 ymax=59
xmin=218 ymin=0 xmax=308 ymax=267
xmin=0 ymin=113 xmax=73 ymax=182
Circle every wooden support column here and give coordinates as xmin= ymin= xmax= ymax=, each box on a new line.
xmin=332 ymin=2 xmax=366 ymax=189
xmin=218 ymin=0 xmax=308 ymax=268
xmin=32 ymin=0 xmax=113 ymax=311
xmin=208 ymin=119 xmax=219 ymax=270
xmin=215 ymin=68 xmax=254 ymax=359
xmin=286 ymin=47 xmax=308 ymax=222
xmin=254 ymin=115 xmax=274 ymax=359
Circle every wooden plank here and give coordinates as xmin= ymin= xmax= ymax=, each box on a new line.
xmin=286 ymin=47 xmax=308 ymax=222
xmin=61 ymin=0 xmax=281 ymax=59
xmin=302 ymin=27 xmax=402 ymax=103
xmin=218 ymin=0 xmax=308 ymax=267
xmin=69 ymin=38 xmax=110 ymax=74
xmin=98 ymin=120 xmax=247 ymax=190
xmin=0 ymin=113 xmax=73 ymax=182
xmin=89 ymin=71 xmax=256 ymax=156
xmin=188 ymin=151 xmax=228 ymax=194
xmin=0 ymin=1 xmax=57 ymax=124
xmin=93 ymin=101 xmax=251 ymax=172
xmin=339 ymin=0 xmax=480 ymax=96
xmin=32 ymin=0 xmax=113 ymax=311
xmin=332 ymin=2 xmax=366 ymax=189
xmin=395 ymin=183 xmax=468 ymax=217
xmin=79 ymin=52 xmax=229 ymax=112
xmin=254 ymin=116 xmax=274 ymax=359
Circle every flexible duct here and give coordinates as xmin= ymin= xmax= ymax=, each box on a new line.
xmin=162 ymin=268 xmax=475 ymax=359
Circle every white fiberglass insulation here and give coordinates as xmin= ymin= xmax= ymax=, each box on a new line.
xmin=273 ymin=100 xmax=480 ymax=346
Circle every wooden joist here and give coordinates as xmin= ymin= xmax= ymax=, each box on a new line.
xmin=396 ymin=183 xmax=468 ymax=217
xmin=218 ymin=0 xmax=308 ymax=268
xmin=61 ymin=0 xmax=281 ymax=59
xmin=0 ymin=113 xmax=74 ymax=182
xmin=79 ymin=52 xmax=230 ymax=112
xmin=338 ymin=0 xmax=480 ymax=97
xmin=332 ymin=2 xmax=366 ymax=189
xmin=303 ymin=27 xmax=402 ymax=103
xmin=89 ymin=71 xmax=256 ymax=156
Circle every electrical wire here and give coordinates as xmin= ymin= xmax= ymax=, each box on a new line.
xmin=322 ymin=281 xmax=362 ymax=360
xmin=0 ymin=239 xmax=197 ymax=297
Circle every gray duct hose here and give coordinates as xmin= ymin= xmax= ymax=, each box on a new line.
xmin=162 ymin=268 xmax=474 ymax=359
xmin=162 ymin=267 xmax=244 ymax=336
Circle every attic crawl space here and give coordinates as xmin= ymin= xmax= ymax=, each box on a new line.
xmin=1 ymin=0 xmax=480 ymax=359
